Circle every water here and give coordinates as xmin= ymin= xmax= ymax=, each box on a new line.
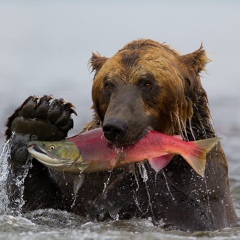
xmin=0 ymin=1 xmax=240 ymax=239
xmin=0 ymin=140 xmax=11 ymax=214
xmin=0 ymin=210 xmax=239 ymax=240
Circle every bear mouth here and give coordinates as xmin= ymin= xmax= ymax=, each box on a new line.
xmin=109 ymin=128 xmax=152 ymax=147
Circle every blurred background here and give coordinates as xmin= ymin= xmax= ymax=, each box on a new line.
xmin=0 ymin=0 xmax=239 ymax=175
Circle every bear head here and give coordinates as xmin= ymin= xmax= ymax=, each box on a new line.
xmin=90 ymin=39 xmax=209 ymax=146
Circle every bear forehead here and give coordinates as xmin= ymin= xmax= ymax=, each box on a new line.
xmin=95 ymin=46 xmax=183 ymax=83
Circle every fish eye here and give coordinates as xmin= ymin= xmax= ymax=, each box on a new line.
xmin=49 ymin=145 xmax=55 ymax=150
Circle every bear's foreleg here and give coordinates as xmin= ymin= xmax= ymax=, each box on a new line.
xmin=5 ymin=95 xmax=75 ymax=213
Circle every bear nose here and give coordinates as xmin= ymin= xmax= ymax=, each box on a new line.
xmin=103 ymin=119 xmax=127 ymax=143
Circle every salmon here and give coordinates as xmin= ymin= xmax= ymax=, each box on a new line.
xmin=28 ymin=128 xmax=220 ymax=177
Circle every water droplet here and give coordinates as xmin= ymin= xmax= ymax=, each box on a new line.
xmin=109 ymin=210 xmax=120 ymax=220
xmin=137 ymin=162 xmax=148 ymax=182
xmin=162 ymin=171 xmax=175 ymax=201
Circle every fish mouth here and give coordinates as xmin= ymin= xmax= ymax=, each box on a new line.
xmin=27 ymin=144 xmax=74 ymax=171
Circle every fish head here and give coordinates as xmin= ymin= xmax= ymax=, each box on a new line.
xmin=27 ymin=140 xmax=89 ymax=173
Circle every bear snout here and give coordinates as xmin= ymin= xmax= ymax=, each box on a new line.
xmin=103 ymin=118 xmax=128 ymax=144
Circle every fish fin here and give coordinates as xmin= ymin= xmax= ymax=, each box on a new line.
xmin=182 ymin=137 xmax=221 ymax=177
xmin=73 ymin=174 xmax=85 ymax=195
xmin=148 ymin=154 xmax=174 ymax=172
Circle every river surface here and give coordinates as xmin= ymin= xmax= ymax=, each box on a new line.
xmin=0 ymin=1 xmax=240 ymax=239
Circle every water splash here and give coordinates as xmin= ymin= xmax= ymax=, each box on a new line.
xmin=188 ymin=118 xmax=196 ymax=140
xmin=1 ymin=138 xmax=32 ymax=214
xmin=180 ymin=119 xmax=189 ymax=141
xmin=202 ymin=151 xmax=214 ymax=216
xmin=137 ymin=162 xmax=148 ymax=182
xmin=162 ymin=171 xmax=175 ymax=201
xmin=102 ymin=172 xmax=112 ymax=194
xmin=144 ymin=180 xmax=154 ymax=218
xmin=109 ymin=209 xmax=120 ymax=220
xmin=129 ymin=163 xmax=140 ymax=191
xmin=10 ymin=157 xmax=32 ymax=215
xmin=134 ymin=162 xmax=154 ymax=217
xmin=0 ymin=139 xmax=11 ymax=214
xmin=193 ymin=104 xmax=207 ymax=138
xmin=206 ymin=102 xmax=216 ymax=133
xmin=133 ymin=185 xmax=150 ymax=216
xmin=1 ymin=135 xmax=33 ymax=215
xmin=192 ymin=103 xmax=215 ymax=218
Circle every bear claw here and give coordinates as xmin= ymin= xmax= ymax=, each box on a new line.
xmin=5 ymin=95 xmax=76 ymax=141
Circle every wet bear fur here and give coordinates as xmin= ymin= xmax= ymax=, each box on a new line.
xmin=5 ymin=39 xmax=237 ymax=231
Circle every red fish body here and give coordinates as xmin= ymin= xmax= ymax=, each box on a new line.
xmin=66 ymin=128 xmax=220 ymax=176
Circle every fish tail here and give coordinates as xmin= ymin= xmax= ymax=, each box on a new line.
xmin=182 ymin=137 xmax=221 ymax=177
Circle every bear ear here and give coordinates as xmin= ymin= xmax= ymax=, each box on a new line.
xmin=180 ymin=45 xmax=210 ymax=74
xmin=89 ymin=52 xmax=109 ymax=73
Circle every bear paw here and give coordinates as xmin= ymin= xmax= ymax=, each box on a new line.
xmin=5 ymin=95 xmax=77 ymax=168
xmin=5 ymin=95 xmax=77 ymax=141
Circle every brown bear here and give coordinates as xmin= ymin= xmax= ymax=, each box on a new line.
xmin=5 ymin=39 xmax=237 ymax=232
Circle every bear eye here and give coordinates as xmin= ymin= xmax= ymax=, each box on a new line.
xmin=104 ymin=82 xmax=111 ymax=91
xmin=103 ymin=81 xmax=114 ymax=94
xmin=138 ymin=73 xmax=155 ymax=92
xmin=139 ymin=78 xmax=154 ymax=91
xmin=143 ymin=80 xmax=152 ymax=88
